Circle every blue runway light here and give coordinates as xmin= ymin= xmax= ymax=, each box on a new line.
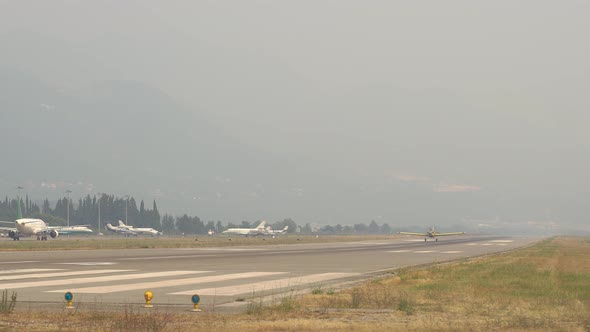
xmin=65 ymin=292 xmax=74 ymax=309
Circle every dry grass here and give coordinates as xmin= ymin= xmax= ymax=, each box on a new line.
xmin=1 ymin=237 xmax=589 ymax=331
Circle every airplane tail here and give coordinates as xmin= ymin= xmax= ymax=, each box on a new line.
xmin=283 ymin=226 xmax=289 ymax=232
xmin=118 ymin=220 xmax=127 ymax=227
xmin=17 ymin=198 xmax=22 ymax=219
xmin=256 ymin=221 xmax=267 ymax=229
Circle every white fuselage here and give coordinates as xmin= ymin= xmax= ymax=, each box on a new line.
xmin=15 ymin=218 xmax=48 ymax=236
xmin=107 ymin=222 xmax=162 ymax=236
xmin=131 ymin=227 xmax=162 ymax=236
xmin=222 ymin=222 xmax=268 ymax=236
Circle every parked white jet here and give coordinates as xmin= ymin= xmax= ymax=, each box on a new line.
xmin=222 ymin=221 xmax=269 ymax=237
xmin=105 ymin=220 xmax=162 ymax=236
xmin=105 ymin=222 xmax=136 ymax=236
xmin=266 ymin=225 xmax=289 ymax=237
xmin=399 ymin=227 xmax=465 ymax=242
xmin=0 ymin=201 xmax=93 ymax=240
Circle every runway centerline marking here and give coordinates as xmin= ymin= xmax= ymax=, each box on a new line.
xmin=118 ymin=254 xmax=217 ymax=261
xmin=0 ymin=270 xmax=205 ymax=290
xmin=414 ymin=251 xmax=435 ymax=253
xmin=440 ymin=251 xmax=463 ymax=254
xmin=173 ymin=272 xmax=359 ymax=296
xmin=0 ymin=269 xmax=130 ymax=282
xmin=173 ymin=248 xmax=264 ymax=251
xmin=48 ymin=271 xmax=287 ymax=294
xmin=58 ymin=262 xmax=117 ymax=266
xmin=387 ymin=250 xmax=411 ymax=253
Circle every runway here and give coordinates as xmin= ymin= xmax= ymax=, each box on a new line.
xmin=0 ymin=235 xmax=538 ymax=312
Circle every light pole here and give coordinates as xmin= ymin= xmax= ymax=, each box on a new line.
xmin=17 ymin=186 xmax=24 ymax=217
xmin=123 ymin=195 xmax=129 ymax=226
xmin=65 ymin=190 xmax=72 ymax=227
xmin=97 ymin=193 xmax=105 ymax=235
xmin=17 ymin=186 xmax=23 ymax=218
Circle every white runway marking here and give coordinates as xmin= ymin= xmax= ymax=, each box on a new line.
xmin=58 ymin=262 xmax=117 ymax=266
xmin=173 ymin=272 xmax=359 ymax=296
xmin=0 ymin=269 xmax=130 ymax=282
xmin=414 ymin=251 xmax=435 ymax=253
xmin=388 ymin=250 xmax=411 ymax=253
xmin=466 ymin=243 xmax=478 ymax=246
xmin=490 ymin=240 xmax=514 ymax=243
xmin=482 ymin=243 xmax=493 ymax=246
xmin=0 ymin=269 xmax=62 ymax=275
xmin=0 ymin=270 xmax=203 ymax=290
xmin=440 ymin=251 xmax=463 ymax=254
xmin=118 ymin=254 xmax=216 ymax=261
xmin=173 ymin=248 xmax=264 ymax=251
xmin=496 ymin=243 xmax=508 ymax=246
xmin=48 ymin=271 xmax=287 ymax=294
xmin=2 ymin=261 xmax=39 ymax=264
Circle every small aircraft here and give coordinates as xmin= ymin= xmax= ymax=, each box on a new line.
xmin=222 ymin=221 xmax=269 ymax=237
xmin=105 ymin=220 xmax=162 ymax=236
xmin=399 ymin=227 xmax=465 ymax=242
xmin=266 ymin=225 xmax=289 ymax=238
xmin=0 ymin=200 xmax=93 ymax=240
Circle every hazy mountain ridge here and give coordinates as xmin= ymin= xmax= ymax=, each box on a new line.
xmin=0 ymin=68 xmax=291 ymax=216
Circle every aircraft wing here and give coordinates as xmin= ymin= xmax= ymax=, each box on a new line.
xmin=0 ymin=226 xmax=16 ymax=232
xmin=0 ymin=221 xmax=15 ymax=231
xmin=47 ymin=226 xmax=93 ymax=235
xmin=399 ymin=232 xmax=428 ymax=236
xmin=436 ymin=232 xmax=465 ymax=236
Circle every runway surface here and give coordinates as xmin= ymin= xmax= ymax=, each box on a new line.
xmin=0 ymin=235 xmax=539 ymax=312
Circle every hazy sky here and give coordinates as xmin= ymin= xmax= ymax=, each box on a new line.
xmin=1 ymin=1 xmax=589 ymax=230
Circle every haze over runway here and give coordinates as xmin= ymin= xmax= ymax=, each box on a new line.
xmin=1 ymin=2 xmax=589 ymax=233
xmin=1 ymin=235 xmax=538 ymax=311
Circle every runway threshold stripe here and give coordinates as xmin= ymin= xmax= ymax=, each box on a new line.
xmin=0 ymin=269 xmax=131 ymax=281
xmin=173 ymin=272 xmax=359 ymax=296
xmin=0 ymin=270 xmax=204 ymax=290
xmin=47 ymin=271 xmax=287 ymax=294
xmin=0 ymin=269 xmax=63 ymax=275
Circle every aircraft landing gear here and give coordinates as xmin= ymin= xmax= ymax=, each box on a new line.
xmin=435 ymin=238 xmax=438 ymax=242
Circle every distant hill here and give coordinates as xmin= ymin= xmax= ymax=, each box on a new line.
xmin=0 ymin=67 xmax=291 ymax=218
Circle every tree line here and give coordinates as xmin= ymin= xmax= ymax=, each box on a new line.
xmin=0 ymin=194 xmax=394 ymax=235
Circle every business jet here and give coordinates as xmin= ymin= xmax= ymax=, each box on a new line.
xmin=105 ymin=220 xmax=162 ymax=236
xmin=399 ymin=227 xmax=465 ymax=242
xmin=105 ymin=222 xmax=137 ymax=236
xmin=0 ymin=201 xmax=93 ymax=240
xmin=222 ymin=221 xmax=269 ymax=237
xmin=266 ymin=225 xmax=289 ymax=238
